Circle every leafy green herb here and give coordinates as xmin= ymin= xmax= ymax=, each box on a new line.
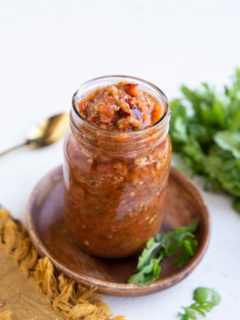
xmin=179 ymin=287 xmax=221 ymax=319
xmin=170 ymin=69 xmax=240 ymax=213
xmin=214 ymin=131 xmax=240 ymax=158
xmin=128 ymin=220 xmax=198 ymax=286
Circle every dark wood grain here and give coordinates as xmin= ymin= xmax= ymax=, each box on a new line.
xmin=26 ymin=166 xmax=210 ymax=297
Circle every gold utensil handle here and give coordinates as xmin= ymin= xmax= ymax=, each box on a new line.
xmin=0 ymin=142 xmax=28 ymax=157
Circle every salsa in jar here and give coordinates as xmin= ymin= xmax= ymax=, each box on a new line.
xmin=63 ymin=76 xmax=171 ymax=258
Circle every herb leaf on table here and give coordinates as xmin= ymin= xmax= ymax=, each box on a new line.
xmin=170 ymin=69 xmax=240 ymax=213
xmin=178 ymin=287 xmax=221 ymax=319
xmin=128 ymin=220 xmax=198 ymax=286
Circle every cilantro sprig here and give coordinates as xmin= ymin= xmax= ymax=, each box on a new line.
xmin=170 ymin=69 xmax=240 ymax=213
xmin=179 ymin=287 xmax=221 ymax=319
xmin=128 ymin=220 xmax=198 ymax=286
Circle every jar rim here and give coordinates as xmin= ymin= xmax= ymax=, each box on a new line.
xmin=71 ymin=75 xmax=170 ymax=137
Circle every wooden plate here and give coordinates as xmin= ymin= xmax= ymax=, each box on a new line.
xmin=26 ymin=166 xmax=210 ymax=297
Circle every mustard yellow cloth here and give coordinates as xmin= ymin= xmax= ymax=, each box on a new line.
xmin=0 ymin=207 xmax=125 ymax=320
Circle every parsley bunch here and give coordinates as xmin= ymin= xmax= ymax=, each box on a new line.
xmin=128 ymin=220 xmax=198 ymax=286
xmin=179 ymin=287 xmax=221 ymax=319
xmin=170 ymin=69 xmax=240 ymax=212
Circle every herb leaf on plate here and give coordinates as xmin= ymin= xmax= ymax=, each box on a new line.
xmin=128 ymin=220 xmax=198 ymax=286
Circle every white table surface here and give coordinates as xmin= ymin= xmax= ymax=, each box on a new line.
xmin=0 ymin=1 xmax=240 ymax=319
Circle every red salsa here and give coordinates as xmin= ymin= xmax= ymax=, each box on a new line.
xmin=77 ymin=82 xmax=164 ymax=130
xmin=64 ymin=78 xmax=171 ymax=258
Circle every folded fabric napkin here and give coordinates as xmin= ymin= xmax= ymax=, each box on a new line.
xmin=0 ymin=207 xmax=125 ymax=320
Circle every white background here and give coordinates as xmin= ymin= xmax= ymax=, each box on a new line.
xmin=0 ymin=1 xmax=240 ymax=319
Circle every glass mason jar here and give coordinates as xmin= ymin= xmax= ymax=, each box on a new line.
xmin=63 ymin=76 xmax=171 ymax=258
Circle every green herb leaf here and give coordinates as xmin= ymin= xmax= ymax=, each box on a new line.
xmin=128 ymin=257 xmax=161 ymax=286
xmin=170 ymin=69 xmax=240 ymax=213
xmin=179 ymin=287 xmax=221 ymax=320
xmin=137 ymin=237 xmax=162 ymax=270
xmin=128 ymin=221 xmax=199 ymax=286
xmin=214 ymin=131 xmax=240 ymax=158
